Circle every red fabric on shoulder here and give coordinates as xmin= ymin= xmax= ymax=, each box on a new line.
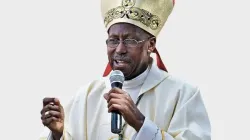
xmin=103 ymin=62 xmax=112 ymax=77
xmin=153 ymin=48 xmax=168 ymax=72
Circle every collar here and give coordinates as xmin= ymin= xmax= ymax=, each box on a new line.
xmin=104 ymin=59 xmax=169 ymax=95
xmin=123 ymin=66 xmax=150 ymax=89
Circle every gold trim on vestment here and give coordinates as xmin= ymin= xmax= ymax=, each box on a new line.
xmin=161 ymin=130 xmax=165 ymax=140
xmin=108 ymin=135 xmax=129 ymax=140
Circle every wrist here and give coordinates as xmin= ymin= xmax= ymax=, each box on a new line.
xmin=134 ymin=114 xmax=145 ymax=132
xmin=52 ymin=131 xmax=63 ymax=140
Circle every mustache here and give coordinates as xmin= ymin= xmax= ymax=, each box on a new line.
xmin=112 ymin=55 xmax=131 ymax=62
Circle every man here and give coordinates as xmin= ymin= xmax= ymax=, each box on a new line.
xmin=39 ymin=0 xmax=211 ymax=139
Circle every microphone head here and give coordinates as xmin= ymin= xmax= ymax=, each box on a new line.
xmin=109 ymin=70 xmax=125 ymax=84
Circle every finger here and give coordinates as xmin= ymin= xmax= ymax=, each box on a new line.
xmin=48 ymin=110 xmax=61 ymax=118
xmin=108 ymin=104 xmax=123 ymax=113
xmin=43 ymin=97 xmax=56 ymax=106
xmin=108 ymin=87 xmax=125 ymax=95
xmin=41 ymin=111 xmax=51 ymax=120
xmin=108 ymin=98 xmax=122 ymax=108
xmin=109 ymin=92 xmax=132 ymax=102
xmin=41 ymin=111 xmax=52 ymax=120
xmin=41 ymin=110 xmax=61 ymax=120
xmin=109 ymin=88 xmax=131 ymax=99
xmin=43 ymin=97 xmax=61 ymax=106
xmin=40 ymin=104 xmax=60 ymax=115
xmin=42 ymin=116 xmax=59 ymax=126
xmin=106 ymin=93 xmax=123 ymax=103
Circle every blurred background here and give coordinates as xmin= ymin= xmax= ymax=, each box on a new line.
xmin=0 ymin=0 xmax=249 ymax=139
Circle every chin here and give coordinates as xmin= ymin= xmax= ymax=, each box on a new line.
xmin=112 ymin=67 xmax=130 ymax=76
xmin=121 ymin=70 xmax=135 ymax=80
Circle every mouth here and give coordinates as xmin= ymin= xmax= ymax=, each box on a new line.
xmin=113 ymin=60 xmax=129 ymax=67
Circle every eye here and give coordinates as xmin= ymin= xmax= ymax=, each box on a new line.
xmin=124 ymin=39 xmax=137 ymax=45
xmin=107 ymin=39 xmax=119 ymax=45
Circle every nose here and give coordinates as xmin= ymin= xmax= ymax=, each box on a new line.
xmin=115 ymin=41 xmax=127 ymax=54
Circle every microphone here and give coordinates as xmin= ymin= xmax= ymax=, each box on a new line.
xmin=109 ymin=70 xmax=125 ymax=134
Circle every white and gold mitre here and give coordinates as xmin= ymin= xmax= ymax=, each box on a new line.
xmin=101 ymin=0 xmax=175 ymax=37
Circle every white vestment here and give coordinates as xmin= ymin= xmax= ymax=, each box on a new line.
xmin=39 ymin=60 xmax=211 ymax=140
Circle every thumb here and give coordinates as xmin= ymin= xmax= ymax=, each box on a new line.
xmin=103 ymin=93 xmax=109 ymax=100
xmin=54 ymin=98 xmax=60 ymax=105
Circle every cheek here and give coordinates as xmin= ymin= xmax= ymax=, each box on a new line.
xmin=130 ymin=52 xmax=143 ymax=65
xmin=107 ymin=48 xmax=114 ymax=60
xmin=134 ymin=50 xmax=148 ymax=65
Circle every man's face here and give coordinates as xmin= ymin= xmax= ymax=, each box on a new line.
xmin=107 ymin=23 xmax=155 ymax=80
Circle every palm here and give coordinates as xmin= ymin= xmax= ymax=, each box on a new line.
xmin=49 ymin=119 xmax=63 ymax=132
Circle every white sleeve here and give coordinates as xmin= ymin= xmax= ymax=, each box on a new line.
xmin=131 ymin=118 xmax=175 ymax=140
xmin=132 ymin=89 xmax=211 ymax=140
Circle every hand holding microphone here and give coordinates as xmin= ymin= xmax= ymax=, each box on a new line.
xmin=104 ymin=70 xmax=145 ymax=133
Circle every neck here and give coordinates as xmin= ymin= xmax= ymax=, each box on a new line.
xmin=125 ymin=65 xmax=148 ymax=81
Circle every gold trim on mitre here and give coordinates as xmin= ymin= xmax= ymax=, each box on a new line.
xmin=101 ymin=0 xmax=174 ymax=37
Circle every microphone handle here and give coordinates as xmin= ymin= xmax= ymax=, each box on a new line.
xmin=111 ymin=111 xmax=122 ymax=134
xmin=111 ymin=82 xmax=123 ymax=134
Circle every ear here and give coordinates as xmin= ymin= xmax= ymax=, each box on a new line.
xmin=147 ymin=37 xmax=156 ymax=53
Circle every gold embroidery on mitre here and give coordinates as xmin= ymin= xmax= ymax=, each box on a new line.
xmin=122 ymin=0 xmax=136 ymax=8
xmin=104 ymin=0 xmax=161 ymax=30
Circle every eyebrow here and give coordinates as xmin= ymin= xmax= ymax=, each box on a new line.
xmin=108 ymin=33 xmax=140 ymax=40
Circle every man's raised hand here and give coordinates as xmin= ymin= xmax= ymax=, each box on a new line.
xmin=41 ymin=97 xmax=64 ymax=140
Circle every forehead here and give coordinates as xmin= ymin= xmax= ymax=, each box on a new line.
xmin=108 ymin=23 xmax=145 ymax=37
